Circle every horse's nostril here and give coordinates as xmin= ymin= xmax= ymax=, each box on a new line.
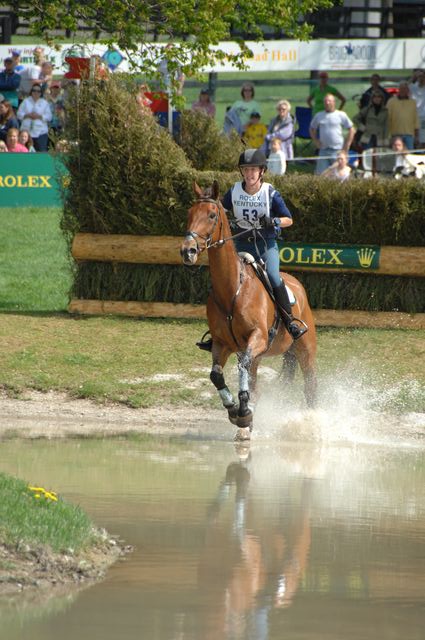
xmin=189 ymin=248 xmax=197 ymax=255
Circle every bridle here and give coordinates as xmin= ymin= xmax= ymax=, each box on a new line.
xmin=184 ymin=196 xmax=224 ymax=253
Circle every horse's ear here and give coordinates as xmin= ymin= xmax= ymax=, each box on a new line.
xmin=212 ymin=180 xmax=220 ymax=200
xmin=193 ymin=182 xmax=203 ymax=198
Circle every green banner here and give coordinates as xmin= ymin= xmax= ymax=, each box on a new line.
xmin=278 ymin=242 xmax=381 ymax=270
xmin=0 ymin=153 xmax=66 ymax=207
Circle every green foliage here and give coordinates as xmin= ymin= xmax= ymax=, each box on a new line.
xmin=180 ymin=110 xmax=244 ymax=171
xmin=15 ymin=1 xmax=335 ymax=99
xmin=0 ymin=472 xmax=94 ymax=553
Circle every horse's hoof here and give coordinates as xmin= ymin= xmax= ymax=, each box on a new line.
xmin=236 ymin=411 xmax=253 ymax=428
xmin=234 ymin=428 xmax=251 ymax=442
xmin=227 ymin=404 xmax=239 ymax=425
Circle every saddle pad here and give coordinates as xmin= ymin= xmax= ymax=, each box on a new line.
xmin=238 ymin=251 xmax=296 ymax=305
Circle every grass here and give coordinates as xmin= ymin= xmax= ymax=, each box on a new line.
xmin=0 ymin=472 xmax=95 ymax=553
xmin=0 ymin=200 xmax=424 ymax=413
xmin=0 ymin=207 xmax=72 ymax=312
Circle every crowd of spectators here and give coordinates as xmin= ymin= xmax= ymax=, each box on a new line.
xmin=0 ymin=47 xmax=66 ymax=153
xmin=207 ymin=70 xmax=425 ymax=180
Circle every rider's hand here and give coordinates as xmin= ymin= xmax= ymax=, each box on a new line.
xmin=262 ymin=216 xmax=280 ymax=230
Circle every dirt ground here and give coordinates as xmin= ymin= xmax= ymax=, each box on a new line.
xmin=0 ymin=389 xmax=227 ymax=440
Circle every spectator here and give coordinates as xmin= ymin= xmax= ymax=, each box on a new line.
xmin=136 ymin=83 xmax=153 ymax=113
xmin=191 ymin=89 xmax=216 ymax=118
xmin=262 ymin=99 xmax=294 ymax=159
xmin=11 ymin=49 xmax=24 ymax=72
xmin=18 ymin=129 xmax=36 ymax=152
xmin=0 ymin=100 xmax=20 ymax=142
xmin=0 ymin=57 xmax=21 ymax=110
xmin=6 ymin=127 xmax=28 ymax=152
xmin=158 ymin=43 xmax=185 ymax=96
xmin=266 ymin=137 xmax=287 ymax=176
xmin=359 ymin=73 xmax=390 ymax=109
xmin=309 ymin=94 xmax=355 ymax=174
xmin=321 ymin=149 xmax=352 ymax=182
xmin=17 ymin=46 xmax=44 ymax=99
xmin=243 ymin=111 xmax=267 ymax=149
xmin=17 ymin=83 xmax=52 ymax=151
xmin=307 ymin=71 xmax=346 ymax=115
xmin=0 ymin=140 xmax=8 ymax=152
xmin=392 ymin=136 xmax=425 ymax=179
xmin=46 ymin=81 xmax=66 ymax=136
xmin=353 ymin=90 xmax=389 ymax=150
xmin=387 ymin=82 xmax=419 ymax=150
xmin=409 ymin=70 xmax=425 ymax=149
xmin=39 ymin=61 xmax=54 ymax=94
xmin=230 ymin=82 xmax=261 ymax=131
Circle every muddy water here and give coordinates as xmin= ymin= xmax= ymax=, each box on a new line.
xmin=0 ymin=430 xmax=424 ymax=640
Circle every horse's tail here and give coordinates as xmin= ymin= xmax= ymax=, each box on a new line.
xmin=281 ymin=344 xmax=298 ymax=384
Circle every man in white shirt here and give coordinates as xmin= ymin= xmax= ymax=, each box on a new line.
xmin=17 ymin=46 xmax=44 ymax=99
xmin=309 ymin=94 xmax=355 ymax=174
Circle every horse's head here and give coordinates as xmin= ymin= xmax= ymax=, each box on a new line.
xmin=180 ymin=181 xmax=222 ymax=266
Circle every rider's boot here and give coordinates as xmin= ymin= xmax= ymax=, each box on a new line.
xmin=272 ymin=283 xmax=308 ymax=341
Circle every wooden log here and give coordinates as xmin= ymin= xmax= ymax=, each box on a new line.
xmin=68 ymin=299 xmax=425 ymax=329
xmin=71 ymin=234 xmax=425 ymax=277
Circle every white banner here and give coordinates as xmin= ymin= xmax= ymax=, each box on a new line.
xmin=0 ymin=38 xmax=412 ymax=74
xmin=404 ymin=38 xmax=425 ymax=69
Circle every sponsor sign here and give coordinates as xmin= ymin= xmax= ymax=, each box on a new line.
xmin=0 ymin=153 xmax=66 ymax=207
xmin=0 ymin=38 xmax=411 ymax=74
xmin=278 ymin=242 xmax=381 ymax=270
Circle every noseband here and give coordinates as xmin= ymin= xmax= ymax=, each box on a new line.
xmin=185 ymin=197 xmax=223 ymax=253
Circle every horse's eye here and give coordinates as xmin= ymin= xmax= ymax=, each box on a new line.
xmin=209 ymin=211 xmax=216 ymax=220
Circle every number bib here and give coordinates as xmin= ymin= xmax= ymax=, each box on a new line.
xmin=231 ymin=182 xmax=271 ymax=229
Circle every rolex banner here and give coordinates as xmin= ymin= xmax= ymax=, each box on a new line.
xmin=0 ymin=154 xmax=66 ymax=207
xmin=278 ymin=242 xmax=380 ymax=270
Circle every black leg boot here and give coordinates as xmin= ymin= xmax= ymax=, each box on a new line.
xmin=272 ymin=283 xmax=308 ymax=341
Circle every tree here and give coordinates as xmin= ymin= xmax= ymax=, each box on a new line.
xmin=15 ymin=0 xmax=335 ymax=95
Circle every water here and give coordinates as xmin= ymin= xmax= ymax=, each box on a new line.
xmin=0 ymin=424 xmax=424 ymax=640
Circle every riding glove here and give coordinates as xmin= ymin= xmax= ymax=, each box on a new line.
xmin=262 ymin=216 xmax=280 ymax=230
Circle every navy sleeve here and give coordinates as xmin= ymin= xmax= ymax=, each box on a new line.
xmin=221 ymin=188 xmax=233 ymax=212
xmin=270 ymin=188 xmax=292 ymax=219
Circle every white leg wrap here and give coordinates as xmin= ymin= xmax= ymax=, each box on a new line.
xmin=239 ymin=366 xmax=249 ymax=393
xmin=219 ymin=387 xmax=234 ymax=407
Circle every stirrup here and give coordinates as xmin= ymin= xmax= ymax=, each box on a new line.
xmin=287 ymin=319 xmax=308 ymax=341
xmin=196 ymin=330 xmax=213 ymax=352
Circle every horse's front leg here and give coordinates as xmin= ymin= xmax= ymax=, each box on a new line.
xmin=210 ymin=343 xmax=239 ymax=425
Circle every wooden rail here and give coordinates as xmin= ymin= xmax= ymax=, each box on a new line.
xmin=68 ymin=300 xmax=425 ymax=329
xmin=71 ymin=233 xmax=425 ymax=277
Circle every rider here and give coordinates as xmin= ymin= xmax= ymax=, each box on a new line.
xmin=198 ymin=148 xmax=308 ymax=350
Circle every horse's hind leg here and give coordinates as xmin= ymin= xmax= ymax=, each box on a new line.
xmin=210 ymin=346 xmax=239 ymax=425
xmin=281 ymin=345 xmax=297 ymax=385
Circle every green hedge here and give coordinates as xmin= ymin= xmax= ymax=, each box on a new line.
xmin=62 ymin=79 xmax=425 ymax=313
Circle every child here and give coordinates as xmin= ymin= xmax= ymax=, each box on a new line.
xmin=321 ymin=149 xmax=351 ymax=181
xmin=243 ymin=111 xmax=267 ymax=149
xmin=266 ymin=137 xmax=287 ymax=176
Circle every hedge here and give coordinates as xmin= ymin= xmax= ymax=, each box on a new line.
xmin=61 ymin=78 xmax=425 ymax=313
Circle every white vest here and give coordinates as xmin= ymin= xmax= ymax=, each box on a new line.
xmin=231 ymin=182 xmax=271 ymax=229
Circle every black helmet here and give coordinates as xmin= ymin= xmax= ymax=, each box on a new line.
xmin=238 ymin=148 xmax=267 ymax=169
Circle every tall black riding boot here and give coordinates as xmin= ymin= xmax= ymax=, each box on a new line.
xmin=272 ymin=283 xmax=308 ymax=341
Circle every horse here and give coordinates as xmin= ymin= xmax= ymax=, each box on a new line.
xmin=180 ymin=181 xmax=317 ymax=440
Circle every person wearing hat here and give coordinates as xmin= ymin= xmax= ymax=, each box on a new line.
xmin=0 ymin=57 xmax=21 ymax=110
xmin=307 ymin=71 xmax=346 ymax=115
xmin=353 ymin=90 xmax=389 ymax=150
xmin=243 ymin=111 xmax=267 ymax=149
xmin=45 ymin=81 xmax=65 ymax=137
xmin=197 ymin=148 xmax=307 ymax=351
xmin=359 ymin=73 xmax=390 ymax=109
xmin=191 ymin=88 xmax=216 ymax=117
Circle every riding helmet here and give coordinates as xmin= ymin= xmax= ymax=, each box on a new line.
xmin=238 ymin=148 xmax=267 ymax=169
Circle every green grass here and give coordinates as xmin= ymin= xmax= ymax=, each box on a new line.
xmin=0 ymin=207 xmax=72 ymax=312
xmin=0 ymin=472 xmax=95 ymax=553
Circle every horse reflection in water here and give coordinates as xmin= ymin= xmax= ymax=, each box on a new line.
xmin=197 ymin=450 xmax=312 ymax=640
xmin=181 ymin=181 xmax=317 ymax=440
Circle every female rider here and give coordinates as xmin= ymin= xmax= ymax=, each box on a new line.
xmin=198 ymin=148 xmax=307 ymax=350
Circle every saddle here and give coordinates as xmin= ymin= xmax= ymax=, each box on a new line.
xmin=238 ymin=252 xmax=296 ymax=305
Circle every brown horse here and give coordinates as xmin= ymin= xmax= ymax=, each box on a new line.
xmin=181 ymin=181 xmax=317 ymax=439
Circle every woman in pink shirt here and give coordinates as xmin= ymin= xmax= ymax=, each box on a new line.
xmin=6 ymin=127 xmax=29 ymax=152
